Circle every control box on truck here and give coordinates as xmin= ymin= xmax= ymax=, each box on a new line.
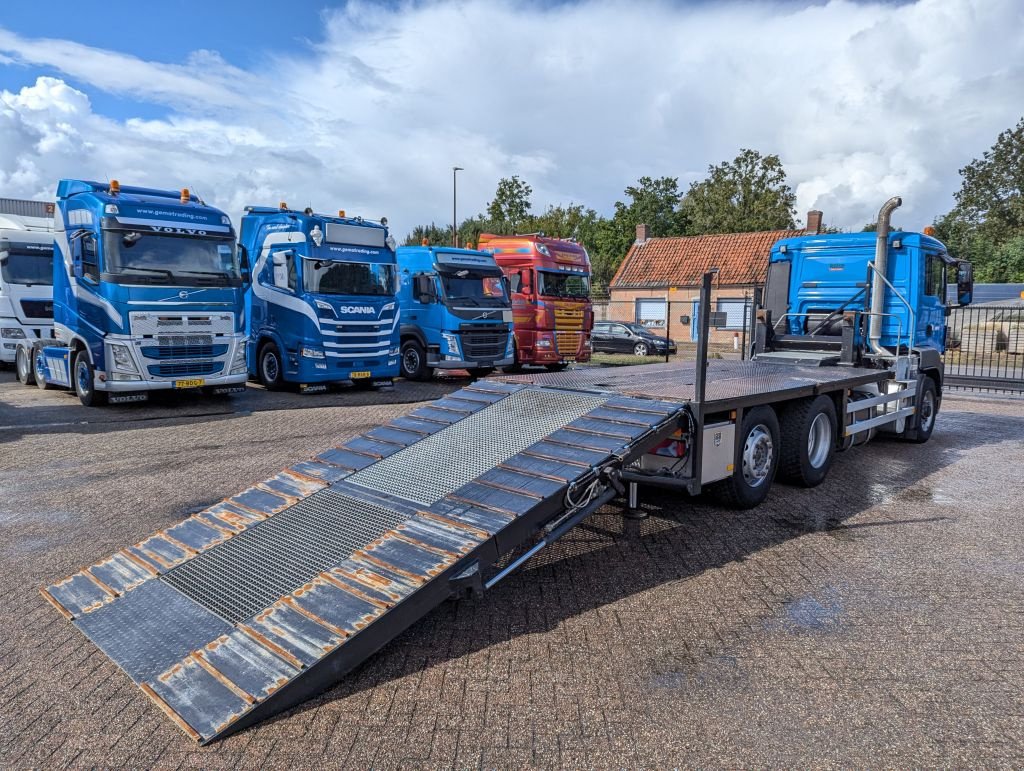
xmin=239 ymin=204 xmax=399 ymax=392
xmin=19 ymin=179 xmax=248 ymax=406
xmin=477 ymin=232 xmax=593 ymax=370
xmin=396 ymin=244 xmax=514 ymax=380
xmin=1 ymin=198 xmax=55 ymax=374
xmin=44 ymin=197 xmax=980 ymax=745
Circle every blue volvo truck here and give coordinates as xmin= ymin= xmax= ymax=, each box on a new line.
xmin=239 ymin=205 xmax=399 ymax=391
xmin=396 ymin=244 xmax=514 ymax=380
xmin=19 ymin=179 xmax=248 ymax=406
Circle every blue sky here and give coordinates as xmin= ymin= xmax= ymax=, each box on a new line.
xmin=0 ymin=0 xmax=1022 ymax=234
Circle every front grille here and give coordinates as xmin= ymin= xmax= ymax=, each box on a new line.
xmin=555 ymin=331 xmax=582 ymax=356
xmin=461 ymin=331 xmax=507 ymax=360
xmin=161 ymin=488 xmax=410 ymax=624
xmin=141 ymin=344 xmax=227 ymax=360
xmin=347 ymin=388 xmax=608 ymax=506
xmin=147 ymin=361 xmax=223 ymax=378
xmin=20 ymin=300 xmax=53 ymax=319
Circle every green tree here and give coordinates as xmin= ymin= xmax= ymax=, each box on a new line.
xmin=486 ymin=175 xmax=533 ymax=232
xmin=682 ymin=148 xmax=797 ymax=234
xmin=935 ymin=117 xmax=1024 ymax=281
xmin=403 ymin=222 xmax=453 ymax=247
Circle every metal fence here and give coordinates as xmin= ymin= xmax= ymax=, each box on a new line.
xmin=944 ymin=305 xmax=1024 ymax=394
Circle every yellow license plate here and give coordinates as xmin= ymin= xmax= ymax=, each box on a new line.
xmin=175 ymin=378 xmax=206 ymax=389
xmin=350 ymin=371 xmax=371 ymax=379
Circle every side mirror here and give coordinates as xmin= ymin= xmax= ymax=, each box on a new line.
xmin=519 ymin=270 xmax=532 ymax=294
xmin=414 ymin=274 xmax=436 ymax=304
xmin=238 ymin=245 xmax=251 ymax=285
xmin=271 ymin=250 xmax=291 ymax=290
xmin=70 ymin=231 xmax=85 ymax=279
xmin=956 ymin=261 xmax=973 ymax=306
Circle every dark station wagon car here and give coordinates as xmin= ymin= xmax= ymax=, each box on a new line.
xmin=592 ymin=321 xmax=677 ymax=356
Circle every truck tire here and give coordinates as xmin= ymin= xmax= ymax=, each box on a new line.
xmin=258 ymin=342 xmax=285 ymax=390
xmin=33 ymin=349 xmax=53 ymax=390
xmin=16 ymin=346 xmax=35 ymax=386
xmin=906 ymin=377 xmax=938 ymax=444
xmin=711 ymin=405 xmax=780 ymax=509
xmin=74 ymin=351 xmax=108 ymax=407
xmin=778 ymin=395 xmax=837 ymax=487
xmin=400 ymin=339 xmax=432 ymax=381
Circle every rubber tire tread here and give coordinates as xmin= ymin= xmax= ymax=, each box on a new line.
xmin=710 ymin=405 xmax=780 ymax=510
xmin=777 ymin=395 xmax=837 ymax=487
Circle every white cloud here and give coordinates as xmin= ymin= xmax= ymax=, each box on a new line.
xmin=0 ymin=0 xmax=1022 ymax=235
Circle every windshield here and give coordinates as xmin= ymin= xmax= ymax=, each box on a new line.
xmin=440 ymin=269 xmax=508 ymax=306
xmin=303 ymin=259 xmax=395 ymax=296
xmin=537 ymin=270 xmax=590 ymax=298
xmin=1 ymin=248 xmax=54 ymax=286
xmin=101 ymin=230 xmax=240 ymax=285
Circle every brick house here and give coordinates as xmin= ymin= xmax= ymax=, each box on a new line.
xmin=603 ymin=211 xmax=823 ymax=345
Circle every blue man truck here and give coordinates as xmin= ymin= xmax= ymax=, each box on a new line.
xmin=44 ymin=197 xmax=980 ymax=744
xmin=396 ymin=244 xmax=514 ymax=380
xmin=1 ymin=198 xmax=55 ymax=374
xmin=18 ymin=179 xmax=248 ymax=406
xmin=239 ymin=204 xmax=399 ymax=391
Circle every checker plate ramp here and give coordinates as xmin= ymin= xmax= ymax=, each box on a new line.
xmin=42 ymin=380 xmax=683 ymax=744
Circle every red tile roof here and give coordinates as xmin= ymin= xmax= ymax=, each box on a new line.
xmin=610 ymin=228 xmax=803 ymax=289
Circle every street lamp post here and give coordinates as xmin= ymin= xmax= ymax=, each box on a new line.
xmin=452 ymin=166 xmax=463 ymax=248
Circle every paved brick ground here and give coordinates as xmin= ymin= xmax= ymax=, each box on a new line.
xmin=1 ymin=372 xmax=1023 ymax=768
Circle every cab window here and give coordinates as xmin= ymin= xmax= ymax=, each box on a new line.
xmin=924 ymin=253 xmax=945 ymax=298
xmin=83 ymin=235 xmax=100 ymax=282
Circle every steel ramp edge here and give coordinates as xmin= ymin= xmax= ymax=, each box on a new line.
xmin=41 ymin=384 xmax=683 ymax=744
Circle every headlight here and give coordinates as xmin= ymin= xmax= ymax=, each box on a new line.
xmin=1 ymin=328 xmax=26 ymax=338
xmin=109 ymin=343 xmax=138 ymax=372
xmin=300 ymin=346 xmax=325 ymax=359
xmin=536 ymin=339 xmax=553 ymax=349
xmin=230 ymin=345 xmax=248 ymax=373
xmin=441 ymin=332 xmax=460 ymax=356
xmin=315 ymin=300 xmax=335 ymax=316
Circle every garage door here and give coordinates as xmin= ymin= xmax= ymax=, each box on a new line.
xmin=716 ymin=299 xmax=748 ymax=330
xmin=635 ymin=298 xmax=667 ymax=328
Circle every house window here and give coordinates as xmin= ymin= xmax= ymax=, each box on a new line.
xmin=635 ymin=298 xmax=667 ymax=328
xmin=715 ymin=298 xmax=750 ymax=330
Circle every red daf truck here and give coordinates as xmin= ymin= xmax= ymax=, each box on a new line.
xmin=477 ymin=233 xmax=593 ymax=370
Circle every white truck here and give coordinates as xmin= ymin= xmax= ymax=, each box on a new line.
xmin=0 ymin=198 xmax=55 ymax=373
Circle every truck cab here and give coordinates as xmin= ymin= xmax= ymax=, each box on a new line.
xmin=0 ymin=199 xmax=55 ymax=370
xmin=20 ymin=179 xmax=248 ymax=406
xmin=477 ymin=233 xmax=593 ymax=370
xmin=396 ymin=244 xmax=514 ymax=380
xmin=240 ymin=205 xmax=399 ymax=392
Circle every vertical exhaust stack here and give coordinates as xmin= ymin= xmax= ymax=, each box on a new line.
xmin=868 ymin=196 xmax=902 ymax=356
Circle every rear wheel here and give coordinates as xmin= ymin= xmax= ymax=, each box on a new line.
xmin=400 ymin=339 xmax=432 ymax=381
xmin=711 ymin=405 xmax=780 ymax=509
xmin=906 ymin=377 xmax=938 ymax=444
xmin=33 ymin=349 xmax=53 ymax=390
xmin=258 ymin=342 xmax=285 ymax=390
xmin=778 ymin=395 xmax=837 ymax=487
xmin=16 ymin=346 xmax=34 ymax=385
xmin=74 ymin=351 xmax=107 ymax=407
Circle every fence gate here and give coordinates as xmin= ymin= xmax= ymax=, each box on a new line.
xmin=943 ymin=305 xmax=1024 ymax=393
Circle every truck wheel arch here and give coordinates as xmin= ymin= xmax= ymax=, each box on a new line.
xmin=399 ymin=325 xmax=427 ymax=348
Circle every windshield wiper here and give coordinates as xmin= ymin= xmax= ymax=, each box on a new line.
xmin=121 ymin=267 xmax=174 ymax=280
xmin=449 ymin=295 xmax=480 ymax=306
xmin=178 ymin=270 xmax=232 ymax=284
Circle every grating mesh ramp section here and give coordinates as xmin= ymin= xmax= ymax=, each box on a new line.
xmin=161 ymin=489 xmax=409 ymax=624
xmin=347 ymin=388 xmax=608 ymax=506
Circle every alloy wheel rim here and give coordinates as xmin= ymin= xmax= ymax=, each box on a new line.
xmin=742 ymin=424 xmax=773 ymax=486
xmin=921 ymin=391 xmax=935 ymax=431
xmin=402 ymin=348 xmax=420 ymax=376
xmin=807 ymin=412 xmax=832 ymax=468
xmin=263 ymin=352 xmax=279 ymax=382
xmin=76 ymin=359 xmax=90 ymax=395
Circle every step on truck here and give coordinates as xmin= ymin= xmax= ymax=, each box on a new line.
xmin=240 ymin=204 xmax=399 ymax=392
xmin=19 ymin=179 xmax=248 ymax=406
xmin=1 ymin=198 xmax=55 ymax=378
xmin=396 ymin=243 xmax=514 ymax=380
xmin=42 ymin=197 xmax=972 ymax=743
xmin=477 ymin=232 xmax=593 ymax=371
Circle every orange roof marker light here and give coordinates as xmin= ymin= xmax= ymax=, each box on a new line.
xmin=338 ymin=210 xmax=346 ymax=218
xmin=923 ymin=226 xmax=936 ymax=236
xmin=109 ymin=179 xmax=120 ymax=196
xmin=279 ymin=201 xmax=288 ymax=210
xmin=465 ymin=241 xmax=474 ymax=250
xmin=181 ymin=188 xmax=190 ymax=204
xmin=421 ymin=238 xmax=429 ymax=246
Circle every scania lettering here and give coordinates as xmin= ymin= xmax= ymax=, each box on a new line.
xmin=19 ymin=180 xmax=247 ymax=406
xmin=396 ymin=243 xmax=514 ymax=380
xmin=239 ymin=204 xmax=399 ymax=390
xmin=477 ymin=232 xmax=593 ymax=370
xmin=1 ymin=198 xmax=55 ymax=378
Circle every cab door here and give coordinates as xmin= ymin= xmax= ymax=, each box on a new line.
xmin=918 ymin=251 xmax=947 ymax=351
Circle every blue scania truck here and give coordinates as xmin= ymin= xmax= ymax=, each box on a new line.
xmin=395 ymin=244 xmax=514 ymax=380
xmin=239 ymin=205 xmax=399 ymax=391
xmin=18 ymin=179 xmax=248 ymax=406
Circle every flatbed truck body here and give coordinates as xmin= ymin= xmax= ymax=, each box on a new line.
xmin=40 ymin=197 xmax=974 ymax=742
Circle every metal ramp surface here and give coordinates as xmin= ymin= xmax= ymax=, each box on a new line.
xmin=42 ymin=381 xmax=682 ymax=743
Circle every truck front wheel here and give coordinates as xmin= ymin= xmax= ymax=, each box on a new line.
xmin=33 ymin=349 xmax=53 ymax=390
xmin=15 ymin=346 xmax=35 ymax=386
xmin=778 ymin=395 xmax=837 ymax=487
xmin=74 ymin=351 xmax=107 ymax=407
xmin=258 ymin=342 xmax=285 ymax=390
xmin=400 ymin=339 xmax=432 ymax=381
xmin=905 ymin=377 xmax=938 ymax=444
xmin=711 ymin=405 xmax=780 ymax=509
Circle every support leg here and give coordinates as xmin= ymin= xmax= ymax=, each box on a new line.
xmin=624 ymin=481 xmax=647 ymax=520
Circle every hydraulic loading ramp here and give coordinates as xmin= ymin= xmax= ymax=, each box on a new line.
xmin=41 ymin=380 xmax=684 ymax=744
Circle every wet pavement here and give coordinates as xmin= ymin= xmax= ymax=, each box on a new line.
xmin=1 ymin=370 xmax=1023 ymax=768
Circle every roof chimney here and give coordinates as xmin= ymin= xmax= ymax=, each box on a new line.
xmin=635 ymin=223 xmax=650 ymax=244
xmin=806 ymin=210 xmax=823 ymax=234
